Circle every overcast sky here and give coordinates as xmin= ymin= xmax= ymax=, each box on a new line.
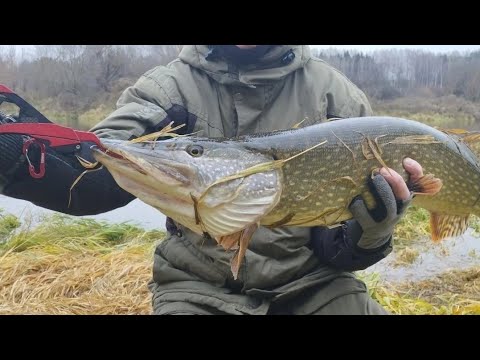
xmin=310 ymin=45 xmax=480 ymax=53
xmin=2 ymin=45 xmax=480 ymax=56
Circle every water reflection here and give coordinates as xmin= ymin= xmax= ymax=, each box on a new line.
xmin=361 ymin=228 xmax=480 ymax=283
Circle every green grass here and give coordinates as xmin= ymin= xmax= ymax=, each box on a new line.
xmin=0 ymin=212 xmax=164 ymax=255
xmin=360 ymin=268 xmax=480 ymax=315
xmin=0 ymin=210 xmax=21 ymax=243
xmin=394 ymin=202 xmax=480 ymax=248
xmin=78 ymin=104 xmax=116 ymax=130
xmin=34 ymin=100 xmax=115 ymax=130
xmin=1 ymin=96 xmax=116 ymax=130
xmin=393 ymin=206 xmax=432 ymax=247
xmin=375 ymin=110 xmax=476 ymax=129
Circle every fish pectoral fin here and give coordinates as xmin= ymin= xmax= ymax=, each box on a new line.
xmin=408 ymin=173 xmax=443 ymax=196
xmin=224 ymin=223 xmax=259 ymax=280
xmin=430 ymin=212 xmax=470 ymax=242
xmin=217 ymin=232 xmax=242 ymax=250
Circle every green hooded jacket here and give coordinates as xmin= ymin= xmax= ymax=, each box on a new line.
xmin=91 ymin=45 xmax=378 ymax=315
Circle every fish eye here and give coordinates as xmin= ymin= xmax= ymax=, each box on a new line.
xmin=186 ymin=145 xmax=204 ymax=157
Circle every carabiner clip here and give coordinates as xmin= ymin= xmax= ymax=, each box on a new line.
xmin=22 ymin=138 xmax=46 ymax=179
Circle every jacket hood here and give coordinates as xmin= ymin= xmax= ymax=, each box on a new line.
xmin=178 ymin=45 xmax=311 ymax=87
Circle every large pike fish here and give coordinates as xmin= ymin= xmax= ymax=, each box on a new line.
xmin=91 ymin=116 xmax=480 ymax=278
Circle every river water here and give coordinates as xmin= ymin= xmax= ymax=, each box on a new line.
xmin=0 ymin=194 xmax=167 ymax=230
xmin=360 ymin=229 xmax=480 ymax=283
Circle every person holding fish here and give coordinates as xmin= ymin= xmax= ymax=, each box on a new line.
xmin=0 ymin=45 xmax=423 ymax=315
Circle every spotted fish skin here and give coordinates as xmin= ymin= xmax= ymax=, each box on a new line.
xmin=93 ymin=116 xmax=480 ymax=244
xmin=243 ymin=116 xmax=480 ymax=228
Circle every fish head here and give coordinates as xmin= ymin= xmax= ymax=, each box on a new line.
xmin=92 ymin=137 xmax=283 ymax=236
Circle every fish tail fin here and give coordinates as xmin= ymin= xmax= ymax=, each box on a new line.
xmin=429 ymin=212 xmax=470 ymax=242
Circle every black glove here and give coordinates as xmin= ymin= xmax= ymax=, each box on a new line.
xmin=311 ymin=173 xmax=412 ymax=271
xmin=0 ymin=111 xmax=25 ymax=189
xmin=3 ymin=139 xmax=135 ymax=215
xmin=0 ymin=110 xmax=135 ymax=215
xmin=348 ymin=173 xmax=413 ymax=250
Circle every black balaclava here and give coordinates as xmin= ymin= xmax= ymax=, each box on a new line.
xmin=208 ymin=45 xmax=274 ymax=65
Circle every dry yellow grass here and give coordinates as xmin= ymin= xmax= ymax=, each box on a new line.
xmin=0 ymin=212 xmax=164 ymax=315
xmin=0 ymin=244 xmax=153 ymax=315
xmin=1 ymin=209 xmax=479 ymax=315
xmin=362 ymin=267 xmax=480 ymax=315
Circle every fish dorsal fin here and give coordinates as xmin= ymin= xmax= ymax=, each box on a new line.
xmin=462 ymin=133 xmax=480 ymax=144
xmin=438 ymin=128 xmax=480 ymax=161
xmin=430 ymin=213 xmax=470 ymax=242
xmin=439 ymin=128 xmax=470 ymax=136
xmin=408 ymin=173 xmax=443 ymax=196
xmin=440 ymin=128 xmax=480 ymax=144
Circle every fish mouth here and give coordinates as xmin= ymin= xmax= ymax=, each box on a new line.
xmin=91 ymin=141 xmax=200 ymax=226
xmin=92 ymin=146 xmax=150 ymax=177
xmin=91 ymin=139 xmax=195 ymax=187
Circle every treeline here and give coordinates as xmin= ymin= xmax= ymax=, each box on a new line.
xmin=3 ymin=45 xmax=480 ymax=112
xmin=312 ymin=48 xmax=480 ymax=101
xmin=0 ymin=45 xmax=182 ymax=110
